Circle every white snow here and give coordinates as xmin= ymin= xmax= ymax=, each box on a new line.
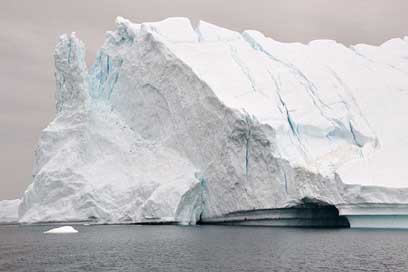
xmin=0 ymin=199 xmax=20 ymax=223
xmin=17 ymin=17 xmax=408 ymax=227
xmin=44 ymin=226 xmax=78 ymax=234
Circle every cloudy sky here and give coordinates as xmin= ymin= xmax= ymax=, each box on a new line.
xmin=1 ymin=0 xmax=407 ymax=199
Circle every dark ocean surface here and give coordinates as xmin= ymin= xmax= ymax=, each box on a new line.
xmin=1 ymin=224 xmax=408 ymax=272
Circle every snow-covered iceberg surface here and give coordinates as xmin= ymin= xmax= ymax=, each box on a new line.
xmin=19 ymin=17 xmax=408 ymax=228
xmin=0 ymin=199 xmax=21 ymax=223
xmin=44 ymin=226 xmax=78 ymax=234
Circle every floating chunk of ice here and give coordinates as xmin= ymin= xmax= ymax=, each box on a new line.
xmin=44 ymin=226 xmax=79 ymax=234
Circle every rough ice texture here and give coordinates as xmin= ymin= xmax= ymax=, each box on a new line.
xmin=0 ymin=199 xmax=21 ymax=223
xmin=18 ymin=17 xmax=408 ymax=225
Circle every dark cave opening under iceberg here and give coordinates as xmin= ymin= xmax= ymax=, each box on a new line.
xmin=200 ymin=198 xmax=350 ymax=228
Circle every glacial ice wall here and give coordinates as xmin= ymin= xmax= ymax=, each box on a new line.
xmin=18 ymin=17 xmax=408 ymax=225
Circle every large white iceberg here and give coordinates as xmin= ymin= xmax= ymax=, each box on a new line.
xmin=17 ymin=17 xmax=408 ymax=228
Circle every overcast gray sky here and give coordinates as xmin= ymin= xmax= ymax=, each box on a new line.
xmin=1 ymin=0 xmax=407 ymax=200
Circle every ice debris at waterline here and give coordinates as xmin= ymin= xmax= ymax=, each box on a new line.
xmin=12 ymin=17 xmax=408 ymax=228
xmin=44 ymin=226 xmax=79 ymax=234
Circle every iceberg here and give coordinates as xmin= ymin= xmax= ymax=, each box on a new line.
xmin=0 ymin=199 xmax=20 ymax=223
xmin=44 ymin=226 xmax=78 ymax=234
xmin=17 ymin=17 xmax=408 ymax=228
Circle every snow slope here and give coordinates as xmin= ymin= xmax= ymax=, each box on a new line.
xmin=18 ymin=18 xmax=408 ymax=225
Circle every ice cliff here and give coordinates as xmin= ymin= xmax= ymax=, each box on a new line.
xmin=17 ymin=18 xmax=408 ymax=227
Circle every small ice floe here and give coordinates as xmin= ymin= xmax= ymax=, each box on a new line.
xmin=44 ymin=226 xmax=79 ymax=234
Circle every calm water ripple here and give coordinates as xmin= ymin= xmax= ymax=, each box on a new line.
xmin=1 ymin=225 xmax=408 ymax=272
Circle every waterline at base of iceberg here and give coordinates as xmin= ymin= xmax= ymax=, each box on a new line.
xmin=346 ymin=215 xmax=408 ymax=229
xmin=200 ymin=205 xmax=350 ymax=228
xmin=338 ymin=204 xmax=408 ymax=229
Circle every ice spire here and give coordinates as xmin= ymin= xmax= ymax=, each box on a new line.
xmin=54 ymin=32 xmax=89 ymax=113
